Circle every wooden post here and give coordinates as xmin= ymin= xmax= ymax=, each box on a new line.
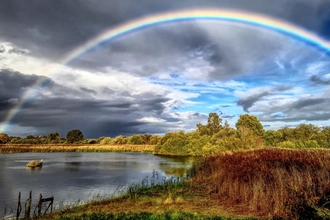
xmin=24 ymin=191 xmax=32 ymax=219
xmin=37 ymin=193 xmax=42 ymax=217
xmin=50 ymin=196 xmax=54 ymax=213
xmin=16 ymin=192 xmax=22 ymax=220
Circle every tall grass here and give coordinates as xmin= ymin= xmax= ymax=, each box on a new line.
xmin=191 ymin=148 xmax=330 ymax=219
xmin=0 ymin=144 xmax=155 ymax=153
xmin=55 ymin=211 xmax=243 ymax=220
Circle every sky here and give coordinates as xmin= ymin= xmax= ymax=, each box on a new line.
xmin=1 ymin=0 xmax=330 ymax=138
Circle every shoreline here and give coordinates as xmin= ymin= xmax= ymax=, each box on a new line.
xmin=0 ymin=144 xmax=155 ymax=153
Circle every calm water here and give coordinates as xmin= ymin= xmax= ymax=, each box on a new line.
xmin=0 ymin=152 xmax=193 ymax=216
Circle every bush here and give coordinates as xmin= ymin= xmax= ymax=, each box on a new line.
xmin=0 ymin=133 xmax=10 ymax=144
xmin=277 ymin=140 xmax=296 ymax=149
xmin=66 ymin=129 xmax=84 ymax=144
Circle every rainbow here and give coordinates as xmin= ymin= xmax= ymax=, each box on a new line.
xmin=2 ymin=8 xmax=330 ymax=133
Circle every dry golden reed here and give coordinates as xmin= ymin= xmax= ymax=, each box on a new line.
xmin=192 ymin=148 xmax=330 ymax=219
xmin=0 ymin=144 xmax=155 ymax=153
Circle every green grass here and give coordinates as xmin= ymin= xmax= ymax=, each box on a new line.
xmin=40 ymin=172 xmax=255 ymax=220
xmin=56 ymin=211 xmax=252 ymax=220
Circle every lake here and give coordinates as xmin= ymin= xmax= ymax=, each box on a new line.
xmin=0 ymin=152 xmax=193 ymax=217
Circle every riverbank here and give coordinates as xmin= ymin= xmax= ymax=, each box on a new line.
xmin=0 ymin=144 xmax=155 ymax=153
xmin=39 ymin=148 xmax=330 ymax=219
xmin=41 ymin=179 xmax=257 ymax=220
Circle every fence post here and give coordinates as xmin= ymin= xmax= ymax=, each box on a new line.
xmin=50 ymin=196 xmax=54 ymax=213
xmin=16 ymin=192 xmax=21 ymax=220
xmin=37 ymin=193 xmax=42 ymax=217
xmin=24 ymin=191 xmax=32 ymax=219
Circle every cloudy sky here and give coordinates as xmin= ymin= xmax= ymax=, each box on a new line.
xmin=1 ymin=0 xmax=330 ymax=138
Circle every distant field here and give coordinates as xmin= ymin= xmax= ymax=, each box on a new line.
xmin=0 ymin=144 xmax=155 ymax=153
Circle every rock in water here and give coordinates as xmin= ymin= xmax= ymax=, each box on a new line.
xmin=26 ymin=159 xmax=43 ymax=168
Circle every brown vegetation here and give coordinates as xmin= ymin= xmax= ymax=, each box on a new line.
xmin=0 ymin=144 xmax=155 ymax=153
xmin=191 ymin=148 xmax=330 ymax=219
xmin=26 ymin=159 xmax=43 ymax=167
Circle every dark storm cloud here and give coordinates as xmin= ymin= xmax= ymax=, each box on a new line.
xmin=80 ymin=87 xmax=97 ymax=95
xmin=0 ymin=0 xmax=329 ymax=62
xmin=286 ymin=98 xmax=328 ymax=112
xmin=237 ymin=85 xmax=293 ymax=112
xmin=261 ymin=112 xmax=330 ymax=123
xmin=8 ymin=48 xmax=28 ymax=55
xmin=0 ymin=70 xmax=171 ymax=137
xmin=70 ymin=22 xmax=212 ymax=74
xmin=237 ymin=91 xmax=270 ymax=112
xmin=2 ymin=0 xmax=330 ymax=135
xmin=10 ymin=95 xmax=170 ymax=137
xmin=258 ymin=96 xmax=330 ymax=123
xmin=0 ymin=68 xmax=45 ymax=101
xmin=0 ymin=45 xmax=5 ymax=53
xmin=310 ymin=75 xmax=330 ymax=85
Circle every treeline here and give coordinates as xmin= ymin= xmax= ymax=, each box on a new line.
xmin=0 ymin=129 xmax=161 ymax=145
xmin=154 ymin=113 xmax=330 ymax=156
xmin=1 ymin=113 xmax=330 ymax=155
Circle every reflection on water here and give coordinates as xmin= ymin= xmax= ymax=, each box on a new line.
xmin=0 ymin=152 xmax=193 ymax=216
xmin=25 ymin=166 xmax=43 ymax=173
xmin=158 ymin=155 xmax=194 ymax=177
xmin=65 ymin=162 xmax=81 ymax=171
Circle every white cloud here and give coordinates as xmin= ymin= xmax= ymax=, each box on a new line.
xmin=138 ymin=117 xmax=166 ymax=123
xmin=0 ymin=41 xmax=59 ymax=77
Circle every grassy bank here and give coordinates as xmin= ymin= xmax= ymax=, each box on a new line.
xmin=38 ymin=148 xmax=330 ymax=220
xmin=41 ymin=176 xmax=255 ymax=220
xmin=0 ymin=144 xmax=155 ymax=153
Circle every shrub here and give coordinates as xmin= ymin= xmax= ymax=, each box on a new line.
xmin=0 ymin=133 xmax=10 ymax=144
xmin=66 ymin=129 xmax=84 ymax=144
xmin=192 ymin=148 xmax=330 ymax=219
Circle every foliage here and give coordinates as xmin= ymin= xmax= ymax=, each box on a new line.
xmin=277 ymin=140 xmax=296 ymax=148
xmin=263 ymin=130 xmax=283 ymax=147
xmin=235 ymin=114 xmax=265 ymax=137
xmin=4 ymin=113 xmax=330 ymax=154
xmin=197 ymin=112 xmax=222 ymax=136
xmin=0 ymin=133 xmax=10 ymax=144
xmin=156 ymin=113 xmax=265 ymax=156
xmin=129 ymin=134 xmax=145 ymax=145
xmin=66 ymin=129 xmax=84 ymax=144
xmin=48 ymin=132 xmax=61 ymax=143
xmin=155 ymin=131 xmax=189 ymax=155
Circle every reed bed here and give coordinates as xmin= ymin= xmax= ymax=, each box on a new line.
xmin=191 ymin=148 xmax=330 ymax=219
xmin=0 ymin=144 xmax=155 ymax=153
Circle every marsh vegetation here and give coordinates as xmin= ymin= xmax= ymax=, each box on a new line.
xmin=2 ymin=113 xmax=330 ymax=219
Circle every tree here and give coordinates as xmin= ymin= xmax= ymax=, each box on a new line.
xmin=149 ymin=135 xmax=161 ymax=145
xmin=0 ymin=133 xmax=10 ymax=144
xmin=155 ymin=131 xmax=189 ymax=155
xmin=237 ymin=126 xmax=264 ymax=149
xmin=48 ymin=132 xmax=61 ymax=143
xmin=235 ymin=114 xmax=265 ymax=137
xmin=66 ymin=129 xmax=84 ymax=144
xmin=197 ymin=112 xmax=223 ymax=136
xmin=129 ymin=135 xmax=145 ymax=145
xmin=263 ymin=130 xmax=283 ymax=147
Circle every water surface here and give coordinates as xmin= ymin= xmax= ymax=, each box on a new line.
xmin=0 ymin=152 xmax=193 ymax=216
